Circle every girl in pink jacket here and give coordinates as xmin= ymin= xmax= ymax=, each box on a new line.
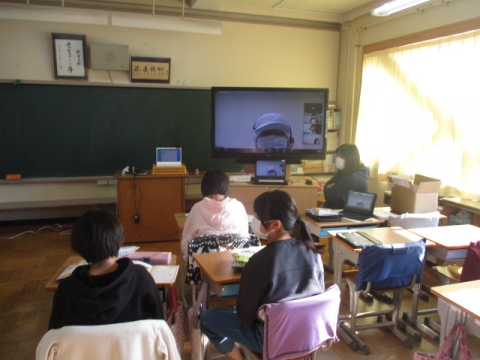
xmin=180 ymin=169 xmax=249 ymax=258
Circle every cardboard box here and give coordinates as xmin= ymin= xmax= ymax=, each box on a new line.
xmin=390 ymin=174 xmax=441 ymax=214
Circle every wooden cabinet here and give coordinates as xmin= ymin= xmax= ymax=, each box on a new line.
xmin=441 ymin=198 xmax=480 ymax=227
xmin=114 ymin=172 xmax=186 ymax=243
xmin=229 ymin=179 xmax=318 ymax=215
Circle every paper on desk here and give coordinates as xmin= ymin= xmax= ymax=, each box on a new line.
xmin=342 ymin=217 xmax=374 ymax=223
xmin=57 ymin=259 xmax=88 ymax=281
xmin=118 ymin=246 xmax=140 ymax=257
xmin=150 ymin=265 xmax=179 ymax=284
xmin=373 ymin=208 xmax=392 ymax=220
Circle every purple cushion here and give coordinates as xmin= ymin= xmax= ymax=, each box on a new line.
xmin=259 ymin=285 xmax=340 ymax=360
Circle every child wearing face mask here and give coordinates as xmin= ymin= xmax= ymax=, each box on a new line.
xmin=323 ymin=143 xmax=370 ymax=209
xmin=200 ymin=190 xmax=325 ymax=360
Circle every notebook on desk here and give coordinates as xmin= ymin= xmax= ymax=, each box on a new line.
xmin=254 ymin=159 xmax=288 ymax=185
xmin=339 ymin=190 xmax=377 ymax=221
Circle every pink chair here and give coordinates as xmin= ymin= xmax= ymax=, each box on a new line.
xmin=243 ymin=285 xmax=341 ymax=360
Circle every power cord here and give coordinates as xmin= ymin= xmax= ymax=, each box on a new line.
xmin=0 ymin=223 xmax=73 ymax=239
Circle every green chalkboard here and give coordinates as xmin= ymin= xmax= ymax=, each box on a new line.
xmin=0 ymin=83 xmax=241 ymax=178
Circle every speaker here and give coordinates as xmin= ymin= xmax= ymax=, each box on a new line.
xmin=89 ymin=43 xmax=130 ymax=71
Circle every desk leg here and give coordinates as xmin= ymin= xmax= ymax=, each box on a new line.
xmin=332 ymin=241 xmax=359 ymax=287
xmin=325 ymin=236 xmax=334 ymax=273
xmin=401 ymin=247 xmax=441 ymax=343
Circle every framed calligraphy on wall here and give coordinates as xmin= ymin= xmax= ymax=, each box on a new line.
xmin=131 ymin=57 xmax=171 ymax=84
xmin=52 ymin=33 xmax=87 ymax=80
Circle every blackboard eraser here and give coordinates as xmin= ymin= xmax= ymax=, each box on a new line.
xmin=5 ymin=174 xmax=21 ymax=180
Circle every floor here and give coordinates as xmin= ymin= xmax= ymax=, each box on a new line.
xmin=1 ymin=218 xmax=480 ymax=360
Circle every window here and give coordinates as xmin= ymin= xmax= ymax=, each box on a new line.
xmin=356 ymin=27 xmax=480 ymax=197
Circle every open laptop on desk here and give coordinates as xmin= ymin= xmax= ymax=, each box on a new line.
xmin=253 ymin=159 xmax=288 ymax=185
xmin=339 ymin=190 xmax=377 ymax=221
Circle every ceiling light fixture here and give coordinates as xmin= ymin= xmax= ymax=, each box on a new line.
xmin=371 ymin=0 xmax=430 ymax=16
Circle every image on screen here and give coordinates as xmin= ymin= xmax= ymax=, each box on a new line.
xmin=211 ymin=87 xmax=329 ymax=162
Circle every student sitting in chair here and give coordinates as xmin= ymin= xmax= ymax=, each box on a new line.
xmin=180 ymin=169 xmax=249 ymax=259
xmin=200 ymin=190 xmax=325 ymax=360
xmin=48 ymin=209 xmax=164 ymax=330
xmin=324 ymin=143 xmax=369 ymax=209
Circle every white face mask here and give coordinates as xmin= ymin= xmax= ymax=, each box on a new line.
xmin=335 ymin=157 xmax=345 ymax=170
xmin=250 ymin=217 xmax=275 ymax=239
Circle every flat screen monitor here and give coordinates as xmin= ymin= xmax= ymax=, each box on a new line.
xmin=211 ymin=87 xmax=329 ymax=163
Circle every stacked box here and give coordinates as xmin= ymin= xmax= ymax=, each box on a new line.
xmin=390 ymin=174 xmax=441 ymax=213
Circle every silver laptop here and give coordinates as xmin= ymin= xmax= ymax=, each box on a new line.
xmin=340 ymin=190 xmax=377 ymax=221
xmin=254 ymin=159 xmax=288 ymax=185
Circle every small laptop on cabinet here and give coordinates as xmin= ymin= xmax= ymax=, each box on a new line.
xmin=156 ymin=147 xmax=182 ymax=167
xmin=339 ymin=190 xmax=377 ymax=221
xmin=254 ymin=159 xmax=288 ymax=185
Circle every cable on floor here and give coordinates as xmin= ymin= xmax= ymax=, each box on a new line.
xmin=0 ymin=223 xmax=73 ymax=239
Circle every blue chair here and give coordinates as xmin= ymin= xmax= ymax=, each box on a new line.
xmin=337 ymin=239 xmax=426 ymax=355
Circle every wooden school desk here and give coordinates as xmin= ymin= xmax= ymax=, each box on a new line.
xmin=193 ymin=250 xmax=244 ymax=298
xmin=174 ymin=212 xmax=192 ymax=307
xmin=431 ymin=280 xmax=480 ymax=358
xmin=45 ymin=254 xmax=179 ymax=291
xmin=408 ymin=224 xmax=480 ymax=262
xmin=327 ymin=226 xmax=428 ymax=287
xmin=403 ymin=224 xmax=480 ymax=340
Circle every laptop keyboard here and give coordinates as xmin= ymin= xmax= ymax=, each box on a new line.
xmin=336 ymin=231 xmax=382 ymax=248
xmin=340 ymin=210 xmax=372 ymax=221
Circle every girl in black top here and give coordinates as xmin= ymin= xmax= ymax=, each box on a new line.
xmin=200 ymin=190 xmax=324 ymax=360
xmin=324 ymin=143 xmax=370 ymax=209
xmin=49 ymin=209 xmax=163 ymax=329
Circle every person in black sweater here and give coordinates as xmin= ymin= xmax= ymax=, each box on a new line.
xmin=200 ymin=190 xmax=324 ymax=360
xmin=48 ymin=209 xmax=163 ymax=330
xmin=324 ymin=143 xmax=370 ymax=209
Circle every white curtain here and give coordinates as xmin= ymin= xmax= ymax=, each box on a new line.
xmin=356 ymin=28 xmax=480 ymax=197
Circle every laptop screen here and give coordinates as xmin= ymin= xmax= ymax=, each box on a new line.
xmin=255 ymin=159 xmax=286 ymax=182
xmin=343 ymin=191 xmax=377 ymax=215
xmin=156 ymin=147 xmax=182 ymax=167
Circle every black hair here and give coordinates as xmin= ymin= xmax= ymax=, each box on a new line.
xmin=201 ymin=169 xmax=230 ymax=197
xmin=253 ymin=190 xmax=321 ymax=254
xmin=336 ymin=143 xmax=361 ymax=174
xmin=70 ymin=209 xmax=124 ymax=264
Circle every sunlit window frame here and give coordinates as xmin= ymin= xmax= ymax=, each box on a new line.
xmin=356 ymin=18 xmax=480 ymax=199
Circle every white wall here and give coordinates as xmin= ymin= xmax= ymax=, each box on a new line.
xmin=0 ymin=19 xmax=340 ymax=89
xmin=0 ymin=16 xmax=340 ymax=218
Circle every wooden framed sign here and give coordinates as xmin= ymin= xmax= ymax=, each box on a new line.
xmin=52 ymin=33 xmax=87 ymax=80
xmin=131 ymin=57 xmax=171 ymax=84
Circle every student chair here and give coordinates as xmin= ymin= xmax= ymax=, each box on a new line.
xmin=182 ymin=233 xmax=261 ymax=307
xmin=242 ymin=285 xmax=341 ymax=360
xmin=337 ymin=239 xmax=426 ymax=355
xmin=433 ymin=240 xmax=480 ymax=284
xmin=388 ymin=212 xmax=441 ymax=299
xmin=36 ymin=319 xmax=180 ymax=360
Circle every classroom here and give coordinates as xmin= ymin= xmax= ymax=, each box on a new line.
xmin=1 ymin=0 xmax=480 ymax=359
